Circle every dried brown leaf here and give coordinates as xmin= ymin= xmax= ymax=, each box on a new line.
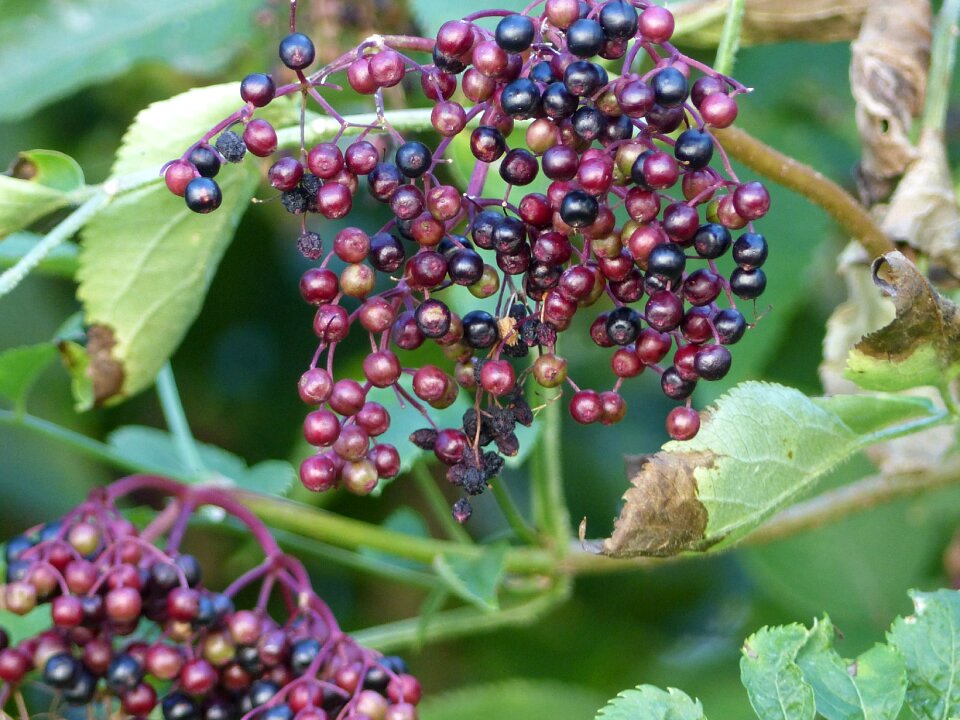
xmin=86 ymin=325 xmax=124 ymax=406
xmin=850 ymin=0 xmax=931 ymax=203
xmin=603 ymin=452 xmax=711 ymax=557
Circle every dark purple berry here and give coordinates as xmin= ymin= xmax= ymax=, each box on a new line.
xmin=566 ymin=18 xmax=605 ymax=57
xmin=732 ymin=232 xmax=768 ymax=268
xmin=730 ymin=267 xmax=767 ymax=299
xmin=462 ymin=310 xmax=499 ymax=348
xmin=542 ymin=82 xmax=579 ymax=119
xmin=241 ymin=73 xmax=275 ymax=107
xmin=184 ymin=177 xmax=222 ymax=213
xmin=279 ymin=32 xmax=316 ymax=70
xmin=188 ymin=146 xmax=220 ymax=178
xmin=560 ymin=189 xmax=599 ymax=228
xmin=605 ymin=306 xmax=641 ymax=345
xmin=661 ymin=366 xmax=696 ymax=399
xmin=674 ymin=128 xmax=713 ymax=169
xmin=495 ymin=14 xmax=535 ymax=52
xmin=395 ymin=141 xmax=432 ymax=178
xmin=646 ymin=242 xmax=685 ymax=282
xmin=652 ymin=66 xmax=688 ymax=107
xmin=694 ymin=344 xmax=732 ymax=380
xmin=500 ymin=78 xmax=542 ymax=118
xmin=692 ymin=223 xmax=732 ymax=259
xmin=599 ymin=0 xmax=639 ymax=40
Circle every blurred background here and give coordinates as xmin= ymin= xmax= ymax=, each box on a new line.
xmin=1 ymin=0 xmax=959 ymax=715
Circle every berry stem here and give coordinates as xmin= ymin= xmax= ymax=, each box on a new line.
xmin=488 ymin=478 xmax=539 ymax=545
xmin=712 ymin=126 xmax=894 ymax=258
xmin=155 ymin=363 xmax=207 ymax=479
xmin=411 ymin=462 xmax=474 ymax=543
xmin=529 ymin=391 xmax=570 ymax=555
xmin=712 ymin=0 xmax=746 ymax=76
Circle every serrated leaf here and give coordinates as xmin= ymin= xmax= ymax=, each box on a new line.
xmin=846 ymin=252 xmax=960 ymax=392
xmin=0 ymin=150 xmax=85 ymax=238
xmin=605 ymin=382 xmax=902 ymax=557
xmin=741 ymin=624 xmax=817 ymax=720
xmin=76 ymin=83 xmax=300 ymax=406
xmin=0 ymin=0 xmax=264 ymax=121
xmin=887 ymin=589 xmax=960 ymax=720
xmin=419 ymin=679 xmax=607 ymax=720
xmin=595 ymin=685 xmax=705 ymax=720
xmin=795 ymin=617 xmax=906 ymax=720
xmin=0 ymin=343 xmax=57 ymax=408
xmin=107 ymin=425 xmax=294 ymax=496
xmin=0 ymin=232 xmax=80 ymax=277
xmin=433 ymin=543 xmax=507 ymax=611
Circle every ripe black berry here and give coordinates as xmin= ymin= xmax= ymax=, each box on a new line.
xmin=500 ymin=78 xmax=542 ymax=118
xmin=730 ymin=267 xmax=767 ymax=299
xmin=499 ymin=148 xmax=539 ymax=185
xmin=571 ymin=106 xmax=606 ymax=142
xmin=414 ymin=298 xmax=452 ymax=338
xmin=369 ymin=233 xmax=406 ymax=273
xmin=713 ymin=308 xmax=747 ymax=344
xmin=368 ymin=163 xmax=403 ymax=201
xmin=599 ymin=0 xmax=639 ymax=40
xmin=605 ymin=306 xmax=641 ymax=345
xmin=694 ymin=344 xmax=732 ymax=380
xmin=661 ymin=366 xmax=697 ymax=399
xmin=462 ymin=310 xmax=499 ymax=348
xmin=647 ymin=242 xmax=686 ymax=281
xmin=732 ymin=232 xmax=768 ymax=267
xmin=43 ymin=653 xmax=79 ymax=688
xmin=560 ymin=189 xmax=599 ymax=228
xmin=495 ymin=14 xmax=535 ymax=52
xmin=448 ymin=248 xmax=485 ymax=285
xmin=395 ymin=141 xmax=433 ymax=178
xmin=674 ymin=128 xmax=713 ymax=169
xmin=470 ymin=126 xmax=508 ymax=163
xmin=240 ymin=73 xmax=275 ymax=107
xmin=215 ymin=130 xmax=246 ymax=163
xmin=279 ymin=32 xmax=316 ymax=70
xmin=530 ymin=61 xmax=556 ymax=83
xmin=184 ymin=177 xmax=223 ymax=214
xmin=62 ymin=669 xmax=97 ymax=705
xmin=563 ymin=60 xmax=604 ymax=97
xmin=188 ymin=146 xmax=220 ymax=178
xmin=106 ymin=653 xmax=143 ymax=693
xmin=652 ymin=66 xmax=688 ymax=107
xmin=692 ymin=223 xmax=731 ymax=259
xmin=542 ymin=82 xmax=579 ymax=119
xmin=566 ymin=18 xmax=605 ymax=57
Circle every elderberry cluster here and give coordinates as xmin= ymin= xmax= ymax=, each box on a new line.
xmin=163 ymin=0 xmax=770 ymax=520
xmin=0 ymin=477 xmax=422 ymax=720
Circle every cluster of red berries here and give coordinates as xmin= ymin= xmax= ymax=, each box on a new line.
xmin=162 ymin=0 xmax=770 ymax=520
xmin=0 ymin=476 xmax=421 ymax=720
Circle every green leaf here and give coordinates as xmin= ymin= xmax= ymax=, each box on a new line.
xmin=0 ymin=605 xmax=50 ymax=645
xmin=57 ymin=339 xmax=95 ymax=412
xmin=0 ymin=150 xmax=85 ymax=238
xmin=887 ymin=589 xmax=960 ymax=720
xmin=77 ymin=86 xmax=264 ymax=405
xmin=0 ymin=0 xmax=264 ymax=121
xmin=812 ymin=394 xmax=935 ymax=435
xmin=0 ymin=232 xmax=80 ymax=277
xmin=107 ymin=425 xmax=294 ymax=496
xmin=741 ymin=624 xmax=816 ymax=720
xmin=595 ymin=685 xmax=706 ymax=720
xmin=0 ymin=343 xmax=57 ymax=408
xmin=795 ymin=617 xmax=906 ymax=720
xmin=433 ymin=543 xmax=507 ymax=611
xmin=419 ymin=679 xmax=607 ymax=720
xmin=845 ymin=252 xmax=960 ymax=392
xmin=605 ymin=382 xmax=933 ymax=557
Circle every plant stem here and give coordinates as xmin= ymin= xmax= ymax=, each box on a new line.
xmin=856 ymin=409 xmax=953 ymax=449
xmin=713 ymin=126 xmax=894 ymax=258
xmin=239 ymin=492 xmax=555 ymax=575
xmin=411 ymin=461 xmax=473 ymax=543
xmin=0 ymin=191 xmax=108 ymax=299
xmin=351 ymin=581 xmax=569 ymax=652
xmin=713 ymin=0 xmax=746 ymax=76
xmin=489 ymin=478 xmax=538 ymax=545
xmin=922 ymin=0 xmax=960 ymax=133
xmin=155 ymin=364 xmax=206 ymax=478
xmin=530 ymin=395 xmax=570 ymax=555
xmin=748 ymin=455 xmax=960 ymax=544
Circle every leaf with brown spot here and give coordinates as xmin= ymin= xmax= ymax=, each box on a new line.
xmin=602 ymin=382 xmax=943 ymax=558
xmin=845 ymin=251 xmax=960 ymax=391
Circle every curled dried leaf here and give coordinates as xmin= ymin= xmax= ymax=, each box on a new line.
xmin=850 ymin=0 xmax=931 ymax=203
xmin=86 ymin=325 xmax=125 ymax=406
xmin=845 ymin=251 xmax=960 ymax=391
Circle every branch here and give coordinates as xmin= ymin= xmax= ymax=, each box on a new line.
xmin=713 ymin=126 xmax=894 ymax=258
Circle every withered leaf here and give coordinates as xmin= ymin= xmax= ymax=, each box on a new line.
xmin=846 ymin=251 xmax=960 ymax=391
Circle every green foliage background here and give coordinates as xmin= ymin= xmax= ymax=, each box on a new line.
xmin=0 ymin=1 xmax=958 ymax=717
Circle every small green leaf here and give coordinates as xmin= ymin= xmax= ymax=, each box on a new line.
xmin=887 ymin=589 xmax=960 ymax=720
xmin=0 ymin=150 xmax=85 ymax=238
xmin=433 ymin=543 xmax=507 ymax=611
xmin=419 ymin=679 xmax=607 ymax=720
xmin=0 ymin=232 xmax=80 ymax=277
xmin=845 ymin=252 xmax=960 ymax=392
xmin=0 ymin=605 xmax=50 ymax=645
xmin=795 ymin=617 xmax=906 ymax=720
xmin=0 ymin=343 xmax=57 ymax=408
xmin=595 ymin=685 xmax=706 ymax=720
xmin=740 ymin=624 xmax=816 ymax=720
xmin=0 ymin=0 xmax=265 ymax=121
xmin=77 ymin=86 xmax=265 ymax=405
xmin=107 ymin=425 xmax=294 ymax=496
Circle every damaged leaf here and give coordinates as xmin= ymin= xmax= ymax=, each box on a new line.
xmin=845 ymin=251 xmax=960 ymax=391
xmin=603 ymin=382 xmax=944 ymax=558
xmin=740 ymin=624 xmax=816 ymax=720
xmin=0 ymin=150 xmax=86 ymax=238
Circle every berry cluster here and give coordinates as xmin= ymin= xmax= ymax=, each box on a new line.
xmin=0 ymin=476 xmax=421 ymax=720
xmin=163 ymin=0 xmax=770 ymax=519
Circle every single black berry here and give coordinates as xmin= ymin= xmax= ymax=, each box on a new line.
xmin=188 ymin=146 xmax=220 ymax=178
xmin=694 ymin=344 xmax=732 ymax=380
xmin=500 ymin=78 xmax=542 ymax=118
xmin=184 ymin=177 xmax=222 ymax=214
xmin=62 ymin=669 xmax=96 ymax=705
xmin=559 ymin=189 xmax=599 ymax=228
xmin=674 ymin=128 xmax=713 ymax=169
xmin=495 ymin=14 xmax=535 ymax=52
xmin=730 ymin=267 xmax=767 ymax=299
xmin=463 ymin=310 xmax=499 ymax=348
xmin=106 ymin=653 xmax=143 ymax=693
xmin=43 ymin=653 xmax=79 ymax=688
xmin=647 ymin=242 xmax=686 ymax=281
xmin=240 ymin=73 xmax=275 ymax=107
xmin=661 ymin=366 xmax=697 ymax=399
xmin=542 ymin=82 xmax=579 ymax=119
xmin=605 ymin=306 xmax=642 ymax=345
xmin=566 ymin=18 xmax=605 ymax=57
xmin=563 ymin=60 xmax=604 ymax=97
xmin=492 ymin=216 xmax=527 ymax=254
xmin=279 ymin=32 xmax=316 ymax=70
xmin=571 ymin=106 xmax=606 ymax=142
xmin=652 ymin=67 xmax=688 ymax=107
xmin=395 ymin=141 xmax=433 ymax=178
xmin=732 ymin=232 xmax=768 ymax=268
xmin=448 ymin=248 xmax=485 ymax=285
xmin=289 ymin=638 xmax=321 ymax=674
xmin=599 ymin=0 xmax=639 ymax=40
xmin=530 ymin=61 xmax=556 ymax=83
xmin=369 ymin=233 xmax=406 ymax=272
xmin=713 ymin=308 xmax=747 ymax=344
xmin=692 ymin=223 xmax=731 ymax=259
